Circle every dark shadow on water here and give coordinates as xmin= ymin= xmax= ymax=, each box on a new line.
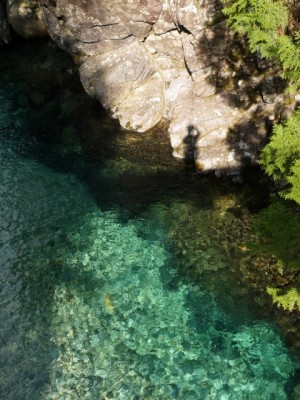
xmin=0 ymin=38 xmax=270 ymax=218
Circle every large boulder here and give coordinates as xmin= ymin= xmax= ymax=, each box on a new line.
xmin=39 ymin=0 xmax=294 ymax=174
xmin=7 ymin=0 xmax=47 ymax=38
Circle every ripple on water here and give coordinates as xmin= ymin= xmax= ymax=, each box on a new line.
xmin=0 ymin=40 xmax=295 ymax=400
xmin=0 ymin=142 xmax=294 ymax=400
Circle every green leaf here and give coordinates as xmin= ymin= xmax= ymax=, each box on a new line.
xmin=267 ymin=286 xmax=300 ymax=311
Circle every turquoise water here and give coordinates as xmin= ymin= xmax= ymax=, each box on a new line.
xmin=0 ymin=40 xmax=297 ymax=399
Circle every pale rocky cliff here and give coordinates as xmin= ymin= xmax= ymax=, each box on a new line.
xmin=2 ymin=0 xmax=295 ymax=175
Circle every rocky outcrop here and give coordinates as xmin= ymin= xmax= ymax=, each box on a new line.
xmin=7 ymin=0 xmax=47 ymax=38
xmin=11 ymin=0 xmax=296 ymax=173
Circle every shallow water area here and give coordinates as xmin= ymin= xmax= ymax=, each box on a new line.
xmin=0 ymin=39 xmax=298 ymax=400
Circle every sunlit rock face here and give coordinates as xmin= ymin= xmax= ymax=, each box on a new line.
xmin=7 ymin=0 xmax=47 ymax=38
xmin=36 ymin=0 xmax=293 ymax=172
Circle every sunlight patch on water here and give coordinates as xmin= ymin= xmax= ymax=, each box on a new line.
xmin=43 ymin=202 xmax=293 ymax=400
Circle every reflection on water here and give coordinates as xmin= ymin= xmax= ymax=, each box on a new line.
xmin=0 ymin=40 xmax=297 ymax=399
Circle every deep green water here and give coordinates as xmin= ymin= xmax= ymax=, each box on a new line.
xmin=0 ymin=40 xmax=298 ymax=400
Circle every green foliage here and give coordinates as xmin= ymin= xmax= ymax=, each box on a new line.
xmin=277 ymin=35 xmax=300 ymax=93
xmin=286 ymin=160 xmax=300 ymax=203
xmin=251 ymin=198 xmax=300 ymax=310
xmin=267 ymin=286 xmax=300 ymax=311
xmin=222 ymin=0 xmax=300 ymax=88
xmin=261 ymin=109 xmax=300 ymax=179
xmin=261 ymin=109 xmax=300 ymax=204
xmin=251 ymin=198 xmax=300 ymax=270
xmin=222 ymin=0 xmax=300 ymax=204
xmin=222 ymin=0 xmax=288 ymax=57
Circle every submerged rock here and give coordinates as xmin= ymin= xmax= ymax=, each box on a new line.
xmin=7 ymin=0 xmax=47 ymax=38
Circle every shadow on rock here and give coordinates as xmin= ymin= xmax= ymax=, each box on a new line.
xmin=183 ymin=125 xmax=200 ymax=176
xmin=192 ymin=0 xmax=295 ymax=175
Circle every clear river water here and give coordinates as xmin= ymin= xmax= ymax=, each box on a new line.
xmin=0 ymin=39 xmax=299 ymax=400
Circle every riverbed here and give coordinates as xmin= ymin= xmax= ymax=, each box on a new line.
xmin=0 ymin=39 xmax=298 ymax=400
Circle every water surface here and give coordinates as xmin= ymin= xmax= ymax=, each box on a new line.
xmin=0 ymin=40 xmax=297 ymax=399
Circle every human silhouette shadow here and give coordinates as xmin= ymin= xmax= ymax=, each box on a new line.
xmin=183 ymin=125 xmax=200 ymax=175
